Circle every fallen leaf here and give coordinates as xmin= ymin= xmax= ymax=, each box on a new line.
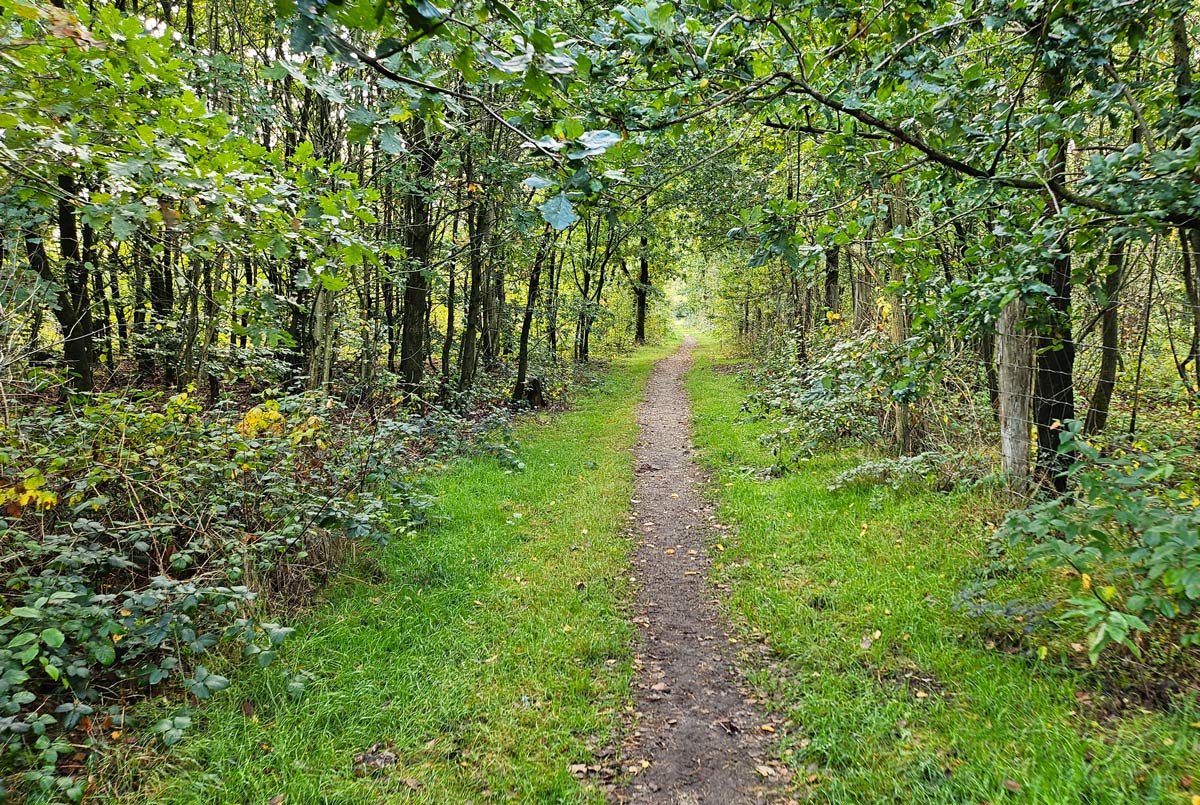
xmin=1004 ymin=780 xmax=1022 ymax=792
xmin=755 ymin=765 xmax=776 ymax=777
xmin=268 ymin=796 xmax=285 ymax=805
xmin=759 ymin=724 xmax=775 ymax=733
xmin=664 ymin=548 xmax=675 ymax=555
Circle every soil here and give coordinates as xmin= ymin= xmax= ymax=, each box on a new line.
xmin=615 ymin=337 xmax=785 ymax=804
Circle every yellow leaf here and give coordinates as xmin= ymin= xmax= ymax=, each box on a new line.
xmin=1081 ymin=573 xmax=1091 ymax=591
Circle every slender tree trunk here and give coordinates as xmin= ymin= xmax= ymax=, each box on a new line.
xmin=440 ymin=205 xmax=460 ymax=398
xmin=458 ymin=175 xmax=489 ymax=391
xmin=513 ymin=226 xmax=553 ymax=403
xmin=547 ymin=248 xmax=561 ymax=360
xmin=108 ymin=259 xmax=127 ymax=354
xmin=824 ymin=243 xmax=840 ymax=316
xmin=1180 ymin=228 xmax=1200 ymax=393
xmin=980 ymin=332 xmax=1000 ymax=421
xmin=55 ymin=175 xmax=94 ymax=390
xmin=86 ymin=226 xmax=113 ymax=367
xmin=635 ymin=236 xmax=649 ymax=344
xmin=1084 ymin=243 xmax=1125 ymax=434
xmin=887 ymin=177 xmax=916 ymax=453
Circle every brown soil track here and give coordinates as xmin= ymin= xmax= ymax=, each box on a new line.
xmin=615 ymin=337 xmax=783 ymax=804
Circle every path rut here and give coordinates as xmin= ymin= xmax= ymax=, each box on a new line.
xmin=616 ymin=337 xmax=782 ymax=804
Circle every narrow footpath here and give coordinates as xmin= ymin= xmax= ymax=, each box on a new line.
xmin=618 ymin=337 xmax=781 ymax=804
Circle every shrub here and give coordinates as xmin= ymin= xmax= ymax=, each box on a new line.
xmin=827 ymin=450 xmax=992 ymax=493
xmin=997 ymin=421 xmax=1200 ymax=662
xmin=0 ymin=387 xmax=448 ymax=798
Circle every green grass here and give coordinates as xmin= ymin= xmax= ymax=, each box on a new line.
xmin=684 ymin=336 xmax=1200 ymax=804
xmin=120 ymin=343 xmax=674 ymax=804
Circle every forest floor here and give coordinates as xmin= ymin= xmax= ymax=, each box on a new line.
xmin=619 ymin=336 xmax=782 ymax=804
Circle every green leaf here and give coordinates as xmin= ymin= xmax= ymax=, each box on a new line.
xmin=379 ymin=126 xmax=405 ymax=155
xmin=40 ymin=628 xmax=65 ymax=648
xmin=8 ymin=632 xmax=37 ymax=647
xmin=10 ymin=607 xmax=42 ymax=619
xmin=93 ymin=642 xmax=116 ymax=666
xmin=318 ymin=271 xmax=350 ymax=292
xmin=539 ymin=193 xmax=578 ymax=231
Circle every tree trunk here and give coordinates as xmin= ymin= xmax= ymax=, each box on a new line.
xmin=399 ymin=118 xmax=440 ymax=391
xmin=439 ymin=205 xmax=460 ymax=399
xmin=1084 ymin=243 xmax=1125 ymax=434
xmin=458 ymin=177 xmax=490 ymax=392
xmin=635 ymin=229 xmax=649 ymax=344
xmin=1032 ymin=63 xmax=1076 ymax=492
xmin=887 ymin=177 xmax=916 ymax=453
xmin=547 ymin=248 xmax=562 ymax=360
xmin=513 ymin=226 xmax=553 ymax=403
xmin=824 ymin=243 xmax=840 ymax=316
xmin=997 ymin=297 xmax=1034 ymax=488
xmin=55 ymin=175 xmax=94 ymax=390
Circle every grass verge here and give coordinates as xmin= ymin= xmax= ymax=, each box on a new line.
xmin=115 ymin=343 xmax=673 ymax=804
xmin=685 ymin=337 xmax=1200 ymax=804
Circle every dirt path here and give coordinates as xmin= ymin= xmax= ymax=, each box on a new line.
xmin=617 ymin=337 xmax=782 ymax=804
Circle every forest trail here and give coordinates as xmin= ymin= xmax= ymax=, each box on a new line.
xmin=619 ymin=337 xmax=780 ymax=804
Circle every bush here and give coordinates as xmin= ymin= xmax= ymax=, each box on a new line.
xmin=997 ymin=422 xmax=1200 ymax=663
xmin=747 ymin=330 xmax=891 ymax=462
xmin=827 ymin=450 xmax=992 ymax=493
xmin=0 ymin=387 xmax=451 ymax=798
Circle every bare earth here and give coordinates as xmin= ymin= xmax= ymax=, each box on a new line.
xmin=615 ymin=337 xmax=783 ymax=804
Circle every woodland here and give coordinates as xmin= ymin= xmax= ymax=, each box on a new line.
xmin=2 ymin=0 xmax=1200 ymax=800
